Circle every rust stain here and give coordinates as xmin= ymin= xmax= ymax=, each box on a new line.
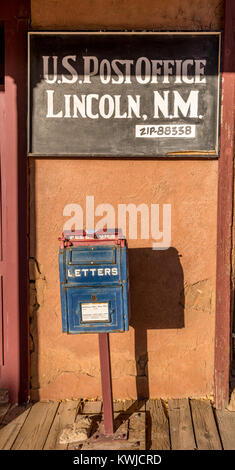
xmin=166 ymin=150 xmax=217 ymax=156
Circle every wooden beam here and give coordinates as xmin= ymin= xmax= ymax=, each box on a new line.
xmin=0 ymin=404 xmax=31 ymax=450
xmin=190 ymin=399 xmax=222 ymax=450
xmin=0 ymin=1 xmax=29 ymax=404
xmin=214 ymin=0 xmax=235 ymax=409
xmin=216 ymin=408 xmax=235 ymax=450
xmin=11 ymin=401 xmax=59 ymax=450
xmin=44 ymin=400 xmax=81 ymax=450
xmin=146 ymin=399 xmax=170 ymax=450
xmin=168 ymin=399 xmax=196 ymax=450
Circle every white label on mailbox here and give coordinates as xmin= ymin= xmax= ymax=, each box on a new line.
xmin=81 ymin=302 xmax=109 ymax=322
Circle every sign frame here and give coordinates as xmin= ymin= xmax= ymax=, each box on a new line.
xmin=27 ymin=31 xmax=222 ymax=158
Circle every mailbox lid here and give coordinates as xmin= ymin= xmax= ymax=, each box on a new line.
xmin=61 ymin=244 xmax=126 ymax=286
xmin=68 ymin=245 xmax=116 ymax=265
xmin=66 ymin=286 xmax=125 ymax=333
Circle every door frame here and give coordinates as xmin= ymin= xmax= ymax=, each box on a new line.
xmin=0 ymin=0 xmax=234 ymax=407
xmin=0 ymin=0 xmax=29 ymax=403
xmin=214 ymin=0 xmax=235 ymax=409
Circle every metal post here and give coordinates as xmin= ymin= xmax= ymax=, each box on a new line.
xmin=98 ymin=333 xmax=114 ymax=435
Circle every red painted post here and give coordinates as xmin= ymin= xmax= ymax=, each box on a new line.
xmin=0 ymin=1 xmax=29 ymax=403
xmin=214 ymin=0 xmax=235 ymax=409
xmin=98 ymin=333 xmax=114 ymax=435
xmin=0 ymin=21 xmax=21 ymax=403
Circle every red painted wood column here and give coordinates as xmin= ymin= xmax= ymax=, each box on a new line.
xmin=214 ymin=0 xmax=235 ymax=409
xmin=0 ymin=1 xmax=29 ymax=403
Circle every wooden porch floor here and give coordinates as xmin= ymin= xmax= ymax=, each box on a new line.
xmin=0 ymin=398 xmax=235 ymax=450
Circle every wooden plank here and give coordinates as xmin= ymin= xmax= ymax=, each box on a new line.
xmin=190 ymin=399 xmax=222 ymax=450
xmin=124 ymin=400 xmax=145 ymax=413
xmin=113 ymin=409 xmax=128 ymax=433
xmin=11 ymin=401 xmax=59 ymax=450
xmin=80 ymin=434 xmax=140 ymax=450
xmin=80 ymin=440 xmax=140 ymax=450
xmin=0 ymin=404 xmax=11 ymax=425
xmin=215 ymin=409 xmax=235 ymax=450
xmin=0 ymin=389 xmax=9 ymax=404
xmin=44 ymin=400 xmax=81 ymax=450
xmin=168 ymin=398 xmax=196 ymax=450
xmin=123 ymin=399 xmax=135 ymax=411
xmin=0 ymin=404 xmax=32 ymax=450
xmin=0 ymin=404 xmax=32 ymax=427
xmin=128 ymin=412 xmax=146 ymax=450
xmin=68 ymin=411 xmax=145 ymax=450
xmin=146 ymin=399 xmax=170 ymax=450
xmin=68 ymin=413 xmax=101 ymax=450
xmin=80 ymin=401 xmax=102 ymax=414
xmin=69 ymin=412 xmax=126 ymax=450
xmin=113 ymin=401 xmax=125 ymax=412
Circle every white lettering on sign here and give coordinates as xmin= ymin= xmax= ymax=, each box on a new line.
xmin=29 ymin=34 xmax=221 ymax=157
xmin=44 ymin=56 xmax=206 ymax=121
xmin=43 ymin=56 xmax=207 ymax=85
xmin=153 ymin=90 xmax=199 ymax=118
xmin=46 ymin=91 xmax=141 ymax=119
xmin=81 ymin=302 xmax=109 ymax=322
xmin=67 ymin=267 xmax=118 ymax=278
xmin=46 ymin=90 xmax=201 ymax=120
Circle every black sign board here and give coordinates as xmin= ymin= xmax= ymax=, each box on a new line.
xmin=28 ymin=32 xmax=221 ymax=157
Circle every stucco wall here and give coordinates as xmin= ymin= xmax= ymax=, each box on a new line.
xmin=31 ymin=0 xmax=223 ymax=30
xmin=29 ymin=0 xmax=223 ymax=400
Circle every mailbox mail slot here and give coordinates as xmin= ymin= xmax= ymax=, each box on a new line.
xmin=59 ymin=231 xmax=129 ymax=334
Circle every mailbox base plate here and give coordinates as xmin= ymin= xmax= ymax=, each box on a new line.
xmin=91 ymin=420 xmax=128 ymax=442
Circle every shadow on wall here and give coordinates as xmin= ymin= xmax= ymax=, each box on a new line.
xmin=128 ymin=247 xmax=185 ymax=400
xmin=29 ymin=161 xmax=185 ymax=400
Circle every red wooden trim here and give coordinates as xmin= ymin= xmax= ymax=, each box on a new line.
xmin=0 ymin=22 xmax=21 ymax=403
xmin=0 ymin=2 xmax=29 ymax=21
xmin=0 ymin=1 xmax=29 ymax=403
xmin=214 ymin=0 xmax=235 ymax=409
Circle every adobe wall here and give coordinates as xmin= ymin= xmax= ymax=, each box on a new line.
xmin=29 ymin=0 xmax=223 ymax=400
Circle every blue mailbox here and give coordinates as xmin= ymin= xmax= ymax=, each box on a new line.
xmin=59 ymin=230 xmax=129 ymax=334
